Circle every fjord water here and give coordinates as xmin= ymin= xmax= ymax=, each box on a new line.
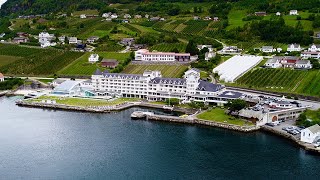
xmin=1 ymin=97 xmax=320 ymax=179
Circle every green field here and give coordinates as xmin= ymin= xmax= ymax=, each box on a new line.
xmin=149 ymin=43 xmax=187 ymax=53
xmin=59 ymin=52 xmax=131 ymax=75
xmin=28 ymin=96 xmax=140 ymax=107
xmin=197 ymin=108 xmax=253 ymax=126
xmin=0 ymin=55 xmax=21 ymax=67
xmin=122 ymin=64 xmax=188 ymax=78
xmin=0 ymin=45 xmax=84 ymax=76
xmin=235 ymin=68 xmax=320 ymax=97
xmin=226 ymin=10 xmax=247 ymax=30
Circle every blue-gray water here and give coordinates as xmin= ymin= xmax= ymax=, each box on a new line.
xmin=0 ymin=96 xmax=320 ymax=179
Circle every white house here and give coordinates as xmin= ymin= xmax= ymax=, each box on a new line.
xmin=289 ymin=10 xmax=298 ymax=15
xmin=205 ymin=52 xmax=215 ymax=61
xmin=102 ymin=12 xmax=111 ymax=18
xmin=261 ymin=46 xmax=275 ymax=53
xmin=287 ymin=43 xmax=301 ymax=52
xmin=301 ymin=124 xmax=320 ymax=144
xmin=123 ymin=14 xmax=131 ymax=19
xmin=68 ymin=37 xmax=78 ymax=44
xmin=276 ymin=12 xmax=281 ymax=16
xmin=110 ymin=14 xmax=118 ymax=19
xmin=295 ymin=60 xmax=312 ymax=69
xmin=89 ymin=54 xmax=99 ymax=63
xmin=219 ymin=46 xmax=242 ymax=54
xmin=0 ymin=73 xmax=4 ymax=82
xmin=80 ymin=14 xmax=86 ymax=19
xmin=197 ymin=45 xmax=213 ymax=52
xmin=265 ymin=58 xmax=282 ymax=68
xmin=58 ymin=36 xmax=65 ymax=43
xmin=39 ymin=32 xmax=55 ymax=43
xmin=308 ymin=44 xmax=320 ymax=52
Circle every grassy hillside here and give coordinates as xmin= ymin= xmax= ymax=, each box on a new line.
xmin=59 ymin=52 xmax=131 ymax=76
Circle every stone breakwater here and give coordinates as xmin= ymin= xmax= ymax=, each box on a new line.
xmin=261 ymin=126 xmax=320 ymax=154
xmin=142 ymin=114 xmax=259 ymax=132
xmin=15 ymin=100 xmax=194 ymax=114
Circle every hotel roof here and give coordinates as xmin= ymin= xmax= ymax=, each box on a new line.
xmin=218 ymin=91 xmax=243 ymax=98
xmin=197 ymin=80 xmax=224 ymax=92
xmin=150 ymin=77 xmax=186 ymax=85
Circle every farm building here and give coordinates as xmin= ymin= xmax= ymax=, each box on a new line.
xmin=308 ymin=44 xmax=320 ymax=52
xmin=265 ymin=59 xmax=282 ymax=68
xmin=219 ymin=46 xmax=242 ymax=54
xmin=261 ymin=46 xmax=275 ymax=53
xmin=101 ymin=59 xmax=119 ymax=68
xmin=87 ymin=36 xmax=99 ymax=44
xmin=213 ymin=55 xmax=263 ymax=83
xmin=13 ymin=37 xmax=29 ymax=44
xmin=120 ymin=38 xmax=135 ymax=46
xmin=255 ymin=12 xmax=267 ymax=16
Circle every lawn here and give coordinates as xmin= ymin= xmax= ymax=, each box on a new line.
xmin=28 ymin=96 xmax=140 ymax=107
xmin=122 ymin=64 xmax=188 ymax=78
xmin=0 ymin=55 xmax=22 ymax=67
xmin=73 ymin=10 xmax=99 ymax=16
xmin=149 ymin=43 xmax=187 ymax=53
xmin=59 ymin=52 xmax=131 ymax=76
xmin=226 ymin=9 xmax=247 ymax=30
xmin=197 ymin=108 xmax=253 ymax=126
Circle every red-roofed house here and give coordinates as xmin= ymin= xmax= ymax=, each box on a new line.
xmin=0 ymin=73 xmax=4 ymax=82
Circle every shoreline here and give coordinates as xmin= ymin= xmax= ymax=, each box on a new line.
xmin=15 ymin=100 xmax=320 ymax=155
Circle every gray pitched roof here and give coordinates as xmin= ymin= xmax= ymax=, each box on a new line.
xmin=296 ymin=60 xmax=310 ymax=65
xmin=197 ymin=80 xmax=224 ymax=92
xmin=307 ymin=124 xmax=320 ymax=134
xmin=218 ymin=91 xmax=243 ymax=98
xmin=102 ymin=72 xmax=143 ymax=79
xmin=266 ymin=59 xmax=279 ymax=64
xmin=150 ymin=77 xmax=186 ymax=85
xmin=94 ymin=69 xmax=103 ymax=75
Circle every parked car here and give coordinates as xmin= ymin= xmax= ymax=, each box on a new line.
xmin=266 ymin=123 xmax=275 ymax=127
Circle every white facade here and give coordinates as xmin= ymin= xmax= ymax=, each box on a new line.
xmin=295 ymin=60 xmax=312 ymax=69
xmin=276 ymin=12 xmax=281 ymax=16
xmin=308 ymin=44 xmax=320 ymax=52
xmin=265 ymin=59 xmax=282 ymax=68
xmin=261 ymin=46 xmax=275 ymax=53
xmin=287 ymin=44 xmax=301 ymax=52
xmin=301 ymin=124 xmax=320 ymax=144
xmin=219 ymin=46 xmax=242 ymax=54
xmin=135 ymin=49 xmax=190 ymax=62
xmin=80 ymin=14 xmax=86 ymax=19
xmin=111 ymin=14 xmax=118 ymax=19
xmin=68 ymin=37 xmax=78 ymax=44
xmin=289 ymin=10 xmax=298 ymax=15
xmin=89 ymin=54 xmax=99 ymax=63
xmin=301 ymin=51 xmax=320 ymax=59
xmin=91 ymin=69 xmax=231 ymax=104
xmin=39 ymin=32 xmax=55 ymax=44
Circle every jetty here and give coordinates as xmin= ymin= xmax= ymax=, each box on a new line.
xmin=131 ymin=111 xmax=259 ymax=132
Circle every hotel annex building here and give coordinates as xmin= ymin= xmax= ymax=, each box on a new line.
xmin=91 ymin=68 xmax=243 ymax=104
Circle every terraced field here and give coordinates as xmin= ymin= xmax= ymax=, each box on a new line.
xmin=181 ymin=20 xmax=210 ymax=34
xmin=0 ymin=45 xmax=84 ymax=76
xmin=0 ymin=55 xmax=22 ymax=67
xmin=59 ymin=52 xmax=131 ymax=76
xmin=235 ymin=68 xmax=320 ymax=97
xmin=150 ymin=43 xmax=187 ymax=53
xmin=122 ymin=64 xmax=188 ymax=78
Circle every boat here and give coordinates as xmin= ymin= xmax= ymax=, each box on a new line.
xmin=162 ymin=105 xmax=174 ymax=111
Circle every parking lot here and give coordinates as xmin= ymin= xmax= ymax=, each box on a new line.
xmin=266 ymin=119 xmax=302 ymax=139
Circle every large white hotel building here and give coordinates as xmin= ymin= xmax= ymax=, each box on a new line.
xmin=135 ymin=49 xmax=191 ymax=62
xmin=91 ymin=68 xmax=243 ymax=104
